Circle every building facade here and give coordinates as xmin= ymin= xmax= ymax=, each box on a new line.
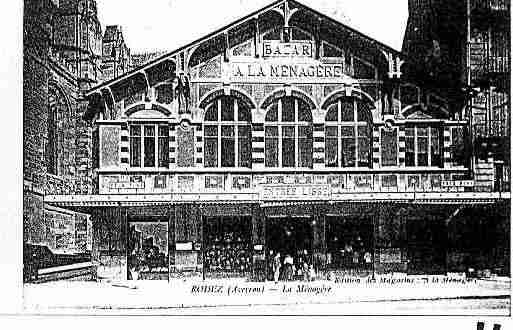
xmin=23 ymin=0 xmax=130 ymax=265
xmin=402 ymin=0 xmax=510 ymax=193
xmin=44 ymin=0 xmax=510 ymax=281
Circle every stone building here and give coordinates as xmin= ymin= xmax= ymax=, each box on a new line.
xmin=42 ymin=0 xmax=509 ymax=281
xmin=23 ymin=0 xmax=129 ymax=259
xmin=402 ymin=0 xmax=510 ymax=193
xmin=101 ymin=25 xmax=132 ymax=81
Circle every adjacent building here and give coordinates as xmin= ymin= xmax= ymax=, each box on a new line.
xmin=37 ymin=0 xmax=510 ymax=282
xmin=23 ymin=0 xmax=130 ymax=263
xmin=402 ymin=0 xmax=510 ymax=193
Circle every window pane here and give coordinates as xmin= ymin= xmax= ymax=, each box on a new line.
xmin=265 ymin=126 xmax=278 ymax=167
xmin=325 ymin=104 xmax=338 ymax=122
xmin=283 ymin=126 xmax=295 ymax=137
xmin=266 ymin=103 xmax=278 ymax=122
xmin=221 ymin=137 xmax=235 ymax=167
xmin=130 ymin=125 xmax=141 ymax=136
xmin=282 ymin=126 xmax=295 ymax=167
xmin=205 ymin=138 xmax=218 ymax=167
xmin=221 ymin=97 xmax=234 ymax=121
xmin=298 ymin=99 xmax=312 ymax=122
xmin=238 ymin=104 xmax=251 ymax=122
xmin=221 ymin=125 xmax=235 ymax=137
xmin=158 ymin=125 xmax=169 ymax=168
xmin=405 ymin=126 xmax=415 ymax=166
xmin=405 ymin=137 xmax=415 ymax=166
xmin=325 ymin=126 xmax=338 ymax=167
xmin=381 ymin=128 xmax=397 ymax=166
xmin=341 ymin=100 xmax=354 ymax=121
xmin=299 ymin=126 xmax=313 ymax=168
xmin=340 ymin=127 xmax=356 ymax=167
xmin=205 ymin=102 xmax=218 ymax=121
xmin=357 ymin=101 xmax=371 ymax=122
xmin=238 ymin=126 xmax=252 ymax=168
xmin=204 ymin=125 xmax=218 ymax=136
xmin=144 ymin=125 xmax=155 ymax=137
xmin=357 ymin=135 xmax=370 ymax=167
xmin=341 ymin=137 xmax=356 ymax=167
xmin=430 ymin=127 xmax=441 ymax=167
xmin=130 ymin=136 xmax=141 ymax=167
xmin=281 ymin=97 xmax=295 ymax=122
xmin=144 ymin=136 xmax=155 ymax=167
xmin=418 ymin=136 xmax=428 ymax=166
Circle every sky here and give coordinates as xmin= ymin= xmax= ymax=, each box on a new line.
xmin=97 ymin=0 xmax=409 ymax=53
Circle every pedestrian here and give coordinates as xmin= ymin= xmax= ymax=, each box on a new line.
xmin=273 ymin=252 xmax=281 ymax=283
xmin=284 ymin=254 xmax=294 ymax=281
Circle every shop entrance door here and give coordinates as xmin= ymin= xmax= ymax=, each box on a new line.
xmin=266 ymin=216 xmax=313 ymax=279
xmin=127 ymin=220 xmax=169 ymax=280
xmin=325 ymin=216 xmax=373 ymax=275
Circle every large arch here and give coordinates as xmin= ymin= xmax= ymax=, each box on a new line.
xmin=125 ymin=103 xmax=173 ymax=117
xmin=198 ymin=87 xmax=257 ymax=110
xmin=321 ymin=88 xmax=377 ymax=111
xmin=46 ymin=81 xmax=73 ymax=176
xmin=260 ymin=87 xmax=317 ymax=110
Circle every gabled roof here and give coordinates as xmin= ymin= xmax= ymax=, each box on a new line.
xmin=87 ymin=0 xmax=403 ymax=96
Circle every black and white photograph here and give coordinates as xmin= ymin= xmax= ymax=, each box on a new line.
xmin=12 ymin=0 xmax=512 ymax=319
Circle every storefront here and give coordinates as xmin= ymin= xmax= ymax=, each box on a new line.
xmin=46 ymin=0 xmax=510 ymax=282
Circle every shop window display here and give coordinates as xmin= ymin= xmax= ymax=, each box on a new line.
xmin=203 ymin=216 xmax=252 ymax=277
xmin=127 ymin=222 xmax=169 ymax=280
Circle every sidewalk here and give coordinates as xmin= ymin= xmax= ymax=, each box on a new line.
xmin=23 ymin=274 xmax=511 ymax=313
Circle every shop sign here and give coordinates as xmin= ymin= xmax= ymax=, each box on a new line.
xmin=441 ymin=180 xmax=474 ymax=188
xmin=176 ymin=242 xmax=193 ymax=251
xmin=260 ymin=184 xmax=331 ymax=200
xmin=262 ymin=41 xmax=313 ymax=58
xmin=230 ymin=61 xmax=351 ymax=84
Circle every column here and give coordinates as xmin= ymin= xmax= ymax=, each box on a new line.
xmin=313 ymin=124 xmax=325 ymax=169
xmin=398 ymin=126 xmax=406 ymax=167
xmin=372 ymin=126 xmax=380 ymax=168
xmin=120 ymin=123 xmax=129 ymax=168
xmin=443 ymin=126 xmax=452 ymax=168
xmin=169 ymin=123 xmax=178 ymax=169
xmin=252 ymin=123 xmax=265 ymax=170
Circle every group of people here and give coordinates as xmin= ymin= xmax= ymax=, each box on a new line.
xmin=204 ymin=242 xmax=252 ymax=274
xmin=268 ymin=250 xmax=315 ymax=283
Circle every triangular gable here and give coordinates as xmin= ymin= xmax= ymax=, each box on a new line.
xmin=87 ymin=0 xmax=402 ymax=96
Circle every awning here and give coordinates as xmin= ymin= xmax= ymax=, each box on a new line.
xmin=44 ymin=192 xmax=510 ymax=208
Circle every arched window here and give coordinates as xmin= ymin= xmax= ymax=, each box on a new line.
xmin=45 ymin=86 xmax=71 ymax=176
xmin=46 ymin=93 xmax=59 ymax=175
xmin=204 ymin=95 xmax=252 ymax=168
xmin=265 ymin=96 xmax=313 ymax=168
xmin=325 ymin=98 xmax=372 ymax=168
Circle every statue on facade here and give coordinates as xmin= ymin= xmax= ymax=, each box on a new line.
xmin=172 ymin=73 xmax=191 ymax=115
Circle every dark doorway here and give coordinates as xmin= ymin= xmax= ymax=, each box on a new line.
xmin=407 ymin=218 xmax=447 ymax=274
xmin=266 ymin=216 xmax=313 ymax=264
xmin=325 ymin=216 xmax=373 ymax=273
